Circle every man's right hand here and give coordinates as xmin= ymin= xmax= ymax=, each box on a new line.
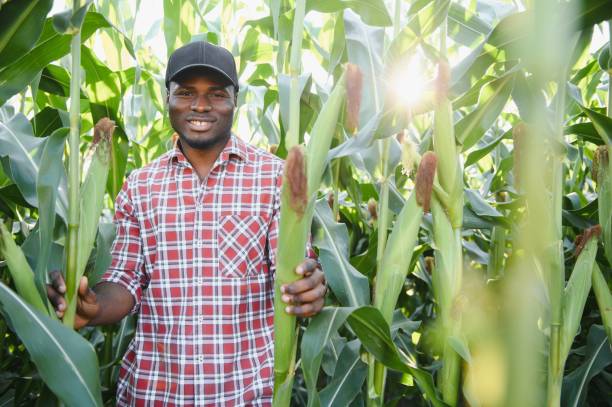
xmin=47 ymin=271 xmax=100 ymax=330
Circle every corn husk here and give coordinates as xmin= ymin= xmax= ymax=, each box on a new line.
xmin=0 ymin=222 xmax=47 ymax=313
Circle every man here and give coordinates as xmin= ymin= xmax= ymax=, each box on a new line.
xmin=47 ymin=41 xmax=326 ymax=406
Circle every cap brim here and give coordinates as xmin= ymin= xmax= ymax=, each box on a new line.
xmin=166 ymin=64 xmax=238 ymax=90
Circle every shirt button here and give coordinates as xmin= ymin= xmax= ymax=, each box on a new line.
xmin=198 ymin=315 xmax=205 ymax=323
xmin=195 ymin=240 xmax=203 ymax=248
xmin=197 ymin=355 xmax=205 ymax=363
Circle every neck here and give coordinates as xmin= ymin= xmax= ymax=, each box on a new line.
xmin=178 ymin=133 xmax=231 ymax=180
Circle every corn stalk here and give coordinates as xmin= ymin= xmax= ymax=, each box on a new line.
xmin=367 ymin=2 xmax=401 ymax=404
xmin=63 ymin=118 xmax=114 ymax=326
xmin=370 ymin=153 xmax=437 ymax=404
xmin=273 ymin=69 xmax=347 ymax=406
xmin=430 ymin=29 xmax=464 ymax=403
xmin=285 ymin=0 xmax=305 ymax=150
xmin=63 ymin=0 xmax=83 ymax=329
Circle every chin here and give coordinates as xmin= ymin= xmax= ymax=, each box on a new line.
xmin=179 ymin=131 xmax=229 ymax=150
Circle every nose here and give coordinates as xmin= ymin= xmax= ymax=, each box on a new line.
xmin=191 ymin=94 xmax=212 ymax=112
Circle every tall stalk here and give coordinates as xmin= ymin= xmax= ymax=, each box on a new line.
xmin=430 ymin=18 xmax=464 ymax=406
xmin=367 ymin=1 xmax=400 ymax=404
xmin=273 ymin=70 xmax=347 ymax=406
xmin=546 ymin=29 xmax=580 ymax=407
xmin=63 ymin=0 xmax=82 ymax=329
xmin=286 ymin=0 xmax=305 ymax=150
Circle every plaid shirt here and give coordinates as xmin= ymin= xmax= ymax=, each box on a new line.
xmin=101 ymin=134 xmax=285 ymax=406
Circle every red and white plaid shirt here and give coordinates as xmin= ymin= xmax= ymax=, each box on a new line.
xmin=101 ymin=134 xmax=285 ymax=406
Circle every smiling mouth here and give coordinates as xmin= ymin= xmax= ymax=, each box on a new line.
xmin=187 ymin=119 xmax=214 ymax=132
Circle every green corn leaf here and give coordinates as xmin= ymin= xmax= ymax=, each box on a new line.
xmin=0 ymin=0 xmax=52 ymax=70
xmin=456 ymin=71 xmax=516 ymax=152
xmin=0 ymin=281 xmax=103 ymax=406
xmin=0 ymin=222 xmax=47 ymax=313
xmin=0 ymin=12 xmax=112 ymax=105
xmin=163 ymin=0 xmax=197 ymax=54
xmin=0 ymin=113 xmax=68 ymax=220
xmin=346 ymin=306 xmax=446 ymax=407
xmin=319 ymin=340 xmax=367 ymax=407
xmin=301 ymin=307 xmax=355 ymax=407
xmin=581 ymin=106 xmax=612 ymax=145
xmin=35 ymin=127 xmax=68 ymax=301
xmin=374 ymin=193 xmax=423 ymax=324
xmin=306 ymin=71 xmax=346 ymax=196
xmin=561 ymin=324 xmax=611 ymax=407
xmin=306 ymin=0 xmax=392 ymax=27
xmin=312 ymin=199 xmax=370 ymax=308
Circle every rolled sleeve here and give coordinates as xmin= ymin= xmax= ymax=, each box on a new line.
xmin=100 ymin=177 xmax=148 ymax=314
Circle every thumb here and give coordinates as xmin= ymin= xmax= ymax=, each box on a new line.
xmin=78 ymin=276 xmax=96 ymax=303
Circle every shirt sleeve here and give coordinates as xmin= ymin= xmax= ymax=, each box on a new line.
xmin=100 ymin=176 xmax=148 ymax=314
xmin=266 ymin=165 xmax=320 ymax=281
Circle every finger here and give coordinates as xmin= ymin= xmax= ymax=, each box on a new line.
xmin=287 ymin=298 xmax=324 ymax=318
xmin=295 ymin=258 xmax=319 ymax=277
xmin=49 ymin=270 xmax=66 ymax=294
xmin=45 ymin=285 xmax=66 ymax=317
xmin=282 ymin=268 xmax=324 ymax=295
xmin=78 ymin=277 xmax=97 ymax=304
xmin=289 ymin=283 xmax=327 ymax=304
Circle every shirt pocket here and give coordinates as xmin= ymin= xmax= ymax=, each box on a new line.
xmin=217 ymin=214 xmax=268 ymax=278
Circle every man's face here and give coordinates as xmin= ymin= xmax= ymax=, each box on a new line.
xmin=167 ymin=69 xmax=236 ymax=150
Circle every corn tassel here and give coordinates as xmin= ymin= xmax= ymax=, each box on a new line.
xmin=273 ymin=70 xmax=347 ymax=406
xmin=0 ymin=222 xmax=48 ymax=313
xmin=63 ymin=118 xmax=114 ymax=328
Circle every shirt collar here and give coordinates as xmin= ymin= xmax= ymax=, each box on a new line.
xmin=167 ymin=133 xmax=249 ymax=167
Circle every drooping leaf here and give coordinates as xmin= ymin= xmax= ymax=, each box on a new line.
xmin=0 ymin=0 xmax=52 ymax=69
xmin=0 ymin=12 xmax=111 ymax=105
xmin=319 ymin=340 xmax=367 ymax=407
xmin=561 ymin=325 xmax=612 ymax=407
xmin=34 ymin=128 xmax=68 ymax=297
xmin=456 ymin=71 xmax=516 ymax=151
xmin=346 ymin=306 xmax=445 ymax=406
xmin=581 ymin=106 xmax=612 ymax=145
xmin=312 ymin=199 xmax=370 ymax=308
xmin=0 ymin=113 xmax=68 ymax=220
xmin=0 ymin=282 xmax=103 ymax=406
xmin=301 ymin=307 xmax=355 ymax=407
xmin=447 ymin=2 xmax=491 ymax=47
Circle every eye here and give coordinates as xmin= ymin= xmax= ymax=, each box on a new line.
xmin=210 ymin=92 xmax=228 ymax=99
xmin=175 ymin=89 xmax=192 ymax=96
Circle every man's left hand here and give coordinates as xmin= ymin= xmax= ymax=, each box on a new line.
xmin=281 ymin=258 xmax=326 ymax=318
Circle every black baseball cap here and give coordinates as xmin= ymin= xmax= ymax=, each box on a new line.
xmin=165 ymin=41 xmax=239 ymax=91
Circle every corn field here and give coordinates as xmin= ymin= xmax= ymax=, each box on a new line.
xmin=0 ymin=0 xmax=611 ymax=405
